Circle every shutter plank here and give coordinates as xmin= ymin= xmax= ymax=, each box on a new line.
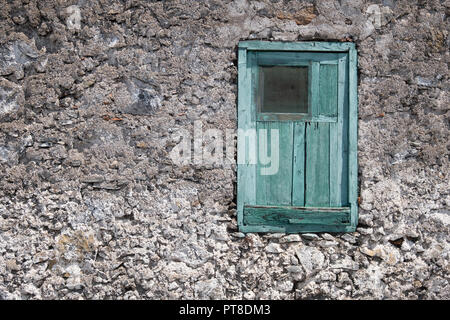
xmin=243 ymin=205 xmax=350 ymax=226
xmin=305 ymin=60 xmax=331 ymax=207
xmin=257 ymin=51 xmax=339 ymax=66
xmin=305 ymin=122 xmax=330 ymax=206
xmin=326 ymin=61 xmax=343 ymax=206
xmin=292 ymin=122 xmax=305 ymax=206
xmin=256 ymin=121 xmax=293 ymax=205
xmin=319 ymin=64 xmax=338 ymax=117
xmin=237 ymin=48 xmax=256 ymax=227
xmin=348 ymin=46 xmax=358 ymax=228
xmin=309 ymin=61 xmax=320 ymax=117
xmin=239 ymin=41 xmax=355 ymax=52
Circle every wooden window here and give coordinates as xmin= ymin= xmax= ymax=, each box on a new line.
xmin=259 ymin=66 xmax=309 ymax=114
xmin=237 ymin=41 xmax=358 ymax=233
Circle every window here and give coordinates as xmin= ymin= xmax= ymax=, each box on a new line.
xmin=259 ymin=66 xmax=309 ymax=114
xmin=237 ymin=41 xmax=358 ymax=233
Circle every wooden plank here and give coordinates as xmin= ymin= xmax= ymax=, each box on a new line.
xmin=239 ymin=41 xmax=355 ymax=52
xmin=319 ymin=64 xmax=338 ymax=117
xmin=309 ymin=61 xmax=320 ymax=117
xmin=256 ymin=121 xmax=293 ymax=205
xmin=305 ymin=122 xmax=330 ymax=207
xmin=245 ymin=205 xmax=350 ymax=212
xmin=348 ymin=46 xmax=358 ymax=230
xmin=243 ymin=205 xmax=350 ymax=226
xmin=237 ymin=47 xmax=256 ymax=228
xmin=330 ymin=55 xmax=347 ymax=207
xmin=257 ymin=51 xmax=340 ymax=65
xmin=250 ymin=51 xmax=259 ymax=122
xmin=292 ymin=122 xmax=305 ymax=206
xmin=341 ymin=55 xmax=350 ymax=207
xmin=239 ymin=225 xmax=286 ymax=233
xmin=240 ymin=224 xmax=355 ymax=234
xmin=258 ymin=61 xmax=339 ymax=66
xmin=256 ymin=113 xmax=337 ymax=122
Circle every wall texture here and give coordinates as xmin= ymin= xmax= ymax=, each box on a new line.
xmin=0 ymin=0 xmax=449 ymax=299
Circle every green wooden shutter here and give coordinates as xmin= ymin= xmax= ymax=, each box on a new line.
xmin=237 ymin=41 xmax=358 ymax=233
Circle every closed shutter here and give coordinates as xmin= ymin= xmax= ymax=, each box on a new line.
xmin=237 ymin=41 xmax=358 ymax=233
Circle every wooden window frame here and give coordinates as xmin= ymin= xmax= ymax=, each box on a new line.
xmin=257 ymin=64 xmax=310 ymax=120
xmin=237 ymin=41 xmax=358 ymax=233
xmin=254 ymin=51 xmax=339 ymax=123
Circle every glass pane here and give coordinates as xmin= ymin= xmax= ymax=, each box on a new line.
xmin=259 ymin=66 xmax=308 ymax=113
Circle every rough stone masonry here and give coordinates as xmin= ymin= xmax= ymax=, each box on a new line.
xmin=0 ymin=0 xmax=449 ymax=299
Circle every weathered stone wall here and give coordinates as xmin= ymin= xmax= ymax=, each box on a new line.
xmin=0 ymin=0 xmax=448 ymax=299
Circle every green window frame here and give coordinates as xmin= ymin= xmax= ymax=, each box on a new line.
xmin=237 ymin=41 xmax=358 ymax=233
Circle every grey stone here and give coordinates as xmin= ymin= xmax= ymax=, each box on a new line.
xmin=296 ymin=246 xmax=325 ymax=276
xmin=415 ymin=76 xmax=435 ymax=87
xmin=321 ymin=233 xmax=336 ymax=241
xmin=286 ymin=266 xmax=303 ymax=273
xmin=0 ymin=78 xmax=24 ymax=119
xmin=0 ymin=146 xmax=16 ymax=165
xmin=194 ymin=279 xmax=224 ymax=299
xmin=81 ymin=175 xmax=105 ymax=183
xmin=279 ymin=234 xmax=302 ymax=243
xmin=265 ymin=243 xmax=283 ymax=254
xmin=301 ymin=233 xmax=320 ymax=240
xmin=341 ymin=234 xmax=357 ymax=244
xmin=5 ymin=259 xmax=20 ymax=272
xmin=231 ymin=232 xmax=246 ymax=238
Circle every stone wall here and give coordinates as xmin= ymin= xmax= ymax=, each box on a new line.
xmin=0 ymin=0 xmax=448 ymax=299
